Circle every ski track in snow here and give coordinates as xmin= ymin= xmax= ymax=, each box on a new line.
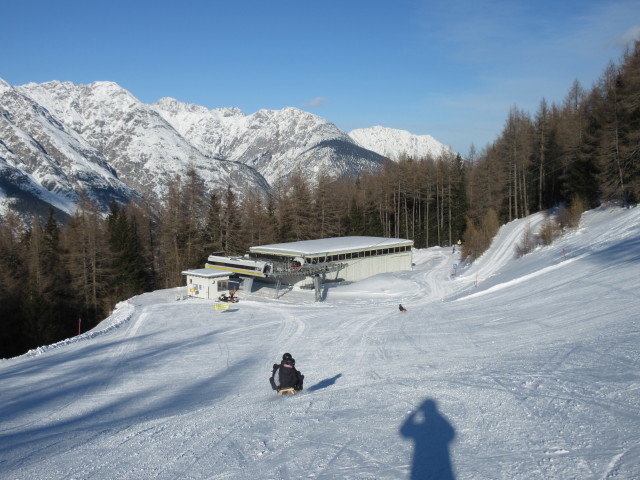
xmin=1 ymin=206 xmax=639 ymax=479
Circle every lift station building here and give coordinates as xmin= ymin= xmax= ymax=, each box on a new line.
xmin=203 ymin=236 xmax=413 ymax=292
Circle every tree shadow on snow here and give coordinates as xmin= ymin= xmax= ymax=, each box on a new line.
xmin=582 ymin=234 xmax=640 ymax=265
xmin=400 ymin=398 xmax=456 ymax=480
xmin=0 ymin=333 xmax=256 ymax=468
xmin=307 ymin=373 xmax=342 ymax=392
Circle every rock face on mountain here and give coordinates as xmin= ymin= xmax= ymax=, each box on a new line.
xmin=150 ymin=99 xmax=386 ymax=187
xmin=16 ymin=81 xmax=270 ymax=205
xmin=0 ymin=79 xmax=136 ymax=219
xmin=1 ymin=78 xmax=450 ymax=219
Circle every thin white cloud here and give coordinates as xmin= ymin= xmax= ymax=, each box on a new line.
xmin=302 ymin=97 xmax=327 ymax=108
xmin=613 ymin=25 xmax=640 ymax=46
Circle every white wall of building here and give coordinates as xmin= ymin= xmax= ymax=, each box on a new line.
xmin=294 ymin=251 xmax=413 ymax=286
xmin=184 ymin=273 xmax=231 ymax=300
xmin=341 ymin=251 xmax=412 ymax=282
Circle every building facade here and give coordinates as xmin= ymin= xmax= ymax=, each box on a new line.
xmin=248 ymin=236 xmax=413 ymax=285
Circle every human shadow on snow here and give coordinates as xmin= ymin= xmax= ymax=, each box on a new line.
xmin=400 ymin=398 xmax=456 ymax=480
xmin=307 ymin=374 xmax=342 ymax=392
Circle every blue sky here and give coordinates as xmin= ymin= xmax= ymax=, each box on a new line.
xmin=2 ymin=0 xmax=639 ymax=154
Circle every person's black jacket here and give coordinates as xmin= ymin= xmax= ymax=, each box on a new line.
xmin=270 ymin=357 xmax=304 ymax=391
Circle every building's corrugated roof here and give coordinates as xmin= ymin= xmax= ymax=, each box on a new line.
xmin=181 ymin=269 xmax=230 ymax=278
xmin=250 ymin=236 xmax=413 ymax=256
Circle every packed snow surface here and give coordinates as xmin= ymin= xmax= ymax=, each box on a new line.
xmin=1 ymin=207 xmax=639 ymax=479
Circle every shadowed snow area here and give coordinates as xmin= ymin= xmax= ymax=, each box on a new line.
xmin=1 ymin=206 xmax=639 ymax=479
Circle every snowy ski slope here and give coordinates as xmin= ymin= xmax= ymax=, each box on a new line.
xmin=1 ymin=206 xmax=639 ymax=479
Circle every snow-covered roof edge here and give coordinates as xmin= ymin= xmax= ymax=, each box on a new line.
xmin=250 ymin=236 xmax=413 ymax=256
xmin=181 ymin=269 xmax=230 ymax=278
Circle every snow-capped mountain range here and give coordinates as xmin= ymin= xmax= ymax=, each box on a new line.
xmin=0 ymin=78 xmax=452 ymax=219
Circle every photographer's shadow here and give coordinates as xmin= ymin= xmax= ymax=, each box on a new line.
xmin=400 ymin=399 xmax=456 ymax=480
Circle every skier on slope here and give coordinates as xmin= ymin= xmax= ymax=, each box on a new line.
xmin=270 ymin=353 xmax=304 ymax=392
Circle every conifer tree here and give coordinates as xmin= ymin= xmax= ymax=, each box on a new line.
xmin=23 ymin=209 xmax=74 ymax=347
xmin=106 ymin=203 xmax=149 ymax=303
xmin=65 ymin=194 xmax=109 ymax=327
xmin=0 ymin=210 xmax=29 ymax=357
xmin=617 ymin=40 xmax=640 ymax=204
xmin=273 ymin=179 xmax=295 ymax=243
xmin=158 ymin=175 xmax=183 ymax=287
xmin=288 ymin=170 xmax=316 ymax=240
xmin=313 ymin=174 xmax=343 ymax=238
xmin=592 ymin=43 xmax=640 ymax=205
xmin=344 ymin=194 xmax=365 ymax=235
xmin=449 ymin=153 xmax=469 ymax=244
xmin=203 ymin=190 xmax=223 ymax=254
xmin=238 ymin=191 xmax=276 ymax=249
xmin=182 ymin=166 xmax=207 ymax=267
xmin=222 ymin=184 xmax=242 ymax=254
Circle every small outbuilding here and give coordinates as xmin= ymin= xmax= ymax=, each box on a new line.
xmin=181 ymin=268 xmax=232 ymax=300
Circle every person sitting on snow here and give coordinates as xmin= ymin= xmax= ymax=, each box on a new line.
xmin=270 ymin=353 xmax=304 ymax=391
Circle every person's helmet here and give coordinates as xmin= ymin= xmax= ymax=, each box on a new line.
xmin=282 ymin=352 xmax=295 ymax=366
